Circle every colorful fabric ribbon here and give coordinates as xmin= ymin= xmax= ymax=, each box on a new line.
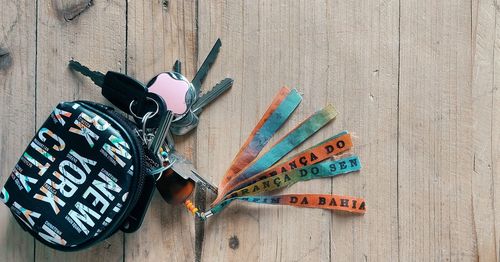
xmin=204 ymin=155 xmax=362 ymax=217
xmin=228 ymin=156 xmax=361 ymax=198
xmin=206 ymin=194 xmax=366 ymax=217
xmin=191 ymin=88 xmax=366 ymax=219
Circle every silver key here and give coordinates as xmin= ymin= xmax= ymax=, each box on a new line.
xmin=192 ymin=78 xmax=233 ymax=115
xmin=168 ymin=151 xmax=218 ymax=194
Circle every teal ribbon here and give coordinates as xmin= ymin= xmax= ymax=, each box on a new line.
xmin=245 ymin=89 xmax=303 ymax=155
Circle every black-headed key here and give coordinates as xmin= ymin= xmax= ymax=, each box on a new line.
xmin=69 ymin=60 xmax=158 ymax=125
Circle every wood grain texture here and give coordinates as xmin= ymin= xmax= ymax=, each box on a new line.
xmin=35 ymin=0 xmax=126 ymax=261
xmin=325 ymin=1 xmax=400 ymax=261
xmin=196 ymin=0 xmax=399 ymax=261
xmin=1 ymin=0 xmax=500 ymax=261
xmin=399 ymin=0 xmax=476 ymax=260
xmin=0 ymin=0 xmax=36 ymax=261
xmin=125 ymin=0 xmax=197 ymax=261
xmin=471 ymin=0 xmax=500 ymax=261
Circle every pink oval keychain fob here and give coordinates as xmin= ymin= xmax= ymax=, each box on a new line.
xmin=147 ymin=71 xmax=196 ymax=120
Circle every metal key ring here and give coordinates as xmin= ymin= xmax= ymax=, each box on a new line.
xmin=140 ymin=111 xmax=154 ymax=143
xmin=129 ymin=97 xmax=159 ymax=120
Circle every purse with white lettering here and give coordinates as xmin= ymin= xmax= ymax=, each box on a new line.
xmin=1 ymin=101 xmax=157 ymax=251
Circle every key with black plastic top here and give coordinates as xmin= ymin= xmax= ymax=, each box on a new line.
xmin=69 ymin=60 xmax=154 ymax=122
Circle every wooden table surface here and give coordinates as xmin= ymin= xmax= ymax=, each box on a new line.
xmin=0 ymin=0 xmax=498 ymax=261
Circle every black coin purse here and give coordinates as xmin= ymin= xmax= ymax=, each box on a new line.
xmin=1 ymin=101 xmax=157 ymax=251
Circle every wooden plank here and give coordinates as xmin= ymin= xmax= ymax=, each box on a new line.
xmin=35 ymin=0 xmax=126 ymax=261
xmin=196 ymin=0 xmax=399 ymax=261
xmin=0 ymin=0 xmax=36 ymax=261
xmin=493 ymin=3 xmax=500 ymax=257
xmin=197 ymin=2 xmax=268 ymax=260
xmin=324 ymin=0 xmax=400 ymax=261
xmin=124 ymin=0 xmax=197 ymax=261
xmin=471 ymin=0 xmax=500 ymax=260
xmin=398 ymin=0 xmax=476 ymax=260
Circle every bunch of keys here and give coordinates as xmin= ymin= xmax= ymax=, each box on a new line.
xmin=69 ymin=39 xmax=230 ymax=221
xmin=147 ymin=39 xmax=233 ymax=136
